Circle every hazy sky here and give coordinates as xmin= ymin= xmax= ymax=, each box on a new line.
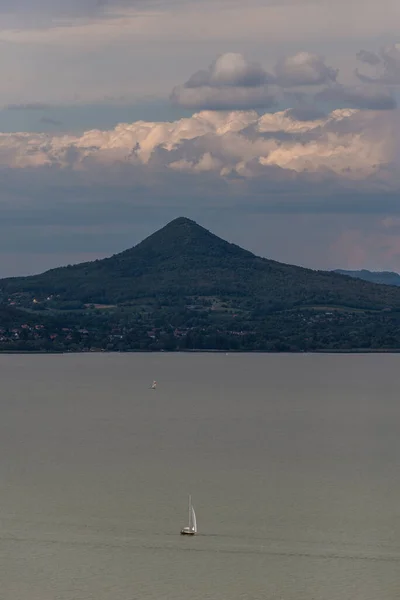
xmin=1 ymin=0 xmax=400 ymax=276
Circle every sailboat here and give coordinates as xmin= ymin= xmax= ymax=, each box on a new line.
xmin=180 ymin=495 xmax=197 ymax=536
xmin=151 ymin=380 xmax=157 ymax=390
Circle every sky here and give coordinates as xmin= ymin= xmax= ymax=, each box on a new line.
xmin=1 ymin=0 xmax=400 ymax=277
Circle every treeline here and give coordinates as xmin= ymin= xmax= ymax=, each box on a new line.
xmin=2 ymin=306 xmax=400 ymax=353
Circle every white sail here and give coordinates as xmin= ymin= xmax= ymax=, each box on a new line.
xmin=191 ymin=506 xmax=197 ymax=533
xmin=181 ymin=494 xmax=197 ymax=535
xmin=151 ymin=380 xmax=157 ymax=389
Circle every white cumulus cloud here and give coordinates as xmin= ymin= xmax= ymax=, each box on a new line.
xmin=0 ymin=108 xmax=396 ymax=184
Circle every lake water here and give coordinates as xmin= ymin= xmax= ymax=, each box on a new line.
xmin=0 ymin=353 xmax=399 ymax=600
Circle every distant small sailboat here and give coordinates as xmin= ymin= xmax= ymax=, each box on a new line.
xmin=151 ymin=380 xmax=157 ymax=389
xmin=180 ymin=494 xmax=197 ymax=536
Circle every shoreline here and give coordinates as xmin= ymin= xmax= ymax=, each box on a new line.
xmin=2 ymin=348 xmax=400 ymax=355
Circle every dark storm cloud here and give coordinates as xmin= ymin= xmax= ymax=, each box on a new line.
xmin=274 ymin=52 xmax=338 ymax=87
xmin=170 ymin=85 xmax=277 ymax=111
xmin=172 ymin=51 xmax=394 ymax=112
xmin=315 ymin=84 xmax=397 ymax=110
xmin=0 ymin=164 xmax=395 ymax=277
xmin=172 ymin=52 xmax=342 ymax=112
xmin=356 ymin=50 xmax=381 ymax=66
xmin=355 ymin=44 xmax=400 ymax=85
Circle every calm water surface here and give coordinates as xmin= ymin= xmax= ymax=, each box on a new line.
xmin=0 ymin=353 xmax=399 ymax=600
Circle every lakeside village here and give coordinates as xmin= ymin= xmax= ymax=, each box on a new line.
xmin=0 ymin=321 xmax=201 ymax=351
xmin=1 ymin=293 xmax=255 ymax=351
xmin=1 ymin=291 xmax=398 ymax=352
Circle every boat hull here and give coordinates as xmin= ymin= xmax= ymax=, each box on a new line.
xmin=180 ymin=529 xmax=196 ymax=536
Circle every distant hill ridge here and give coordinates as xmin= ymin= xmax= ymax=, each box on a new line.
xmin=333 ymin=269 xmax=400 ymax=287
xmin=2 ymin=217 xmax=400 ymax=311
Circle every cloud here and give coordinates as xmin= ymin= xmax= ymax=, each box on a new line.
xmin=0 ymin=0 xmax=206 ymax=33
xmin=173 ymin=51 xmax=341 ymax=111
xmin=0 ymin=0 xmax=151 ymax=19
xmin=1 ymin=4 xmax=400 ymax=110
xmin=0 ymin=107 xmax=396 ymax=185
xmin=0 ymin=0 xmax=209 ymax=28
xmin=274 ymin=52 xmax=337 ymax=87
xmin=177 ymin=52 xmax=338 ymax=97
xmin=1 ymin=0 xmax=399 ymax=42
xmin=381 ymin=216 xmax=400 ymax=229
xmin=1 ymin=163 xmax=400 ymax=278
xmin=5 ymin=103 xmax=52 ymax=110
xmin=330 ymin=221 xmax=400 ymax=271
xmin=0 ymin=0 xmax=108 ymax=26
xmin=1 ymin=0 xmax=399 ymax=79
xmin=356 ymin=43 xmax=400 ymax=84
xmin=186 ymin=53 xmax=272 ymax=88
xmin=315 ymin=84 xmax=396 ymax=110
xmin=0 ymin=105 xmax=399 ymax=277
xmin=172 ymin=51 xmax=395 ymax=113
xmin=356 ymin=49 xmax=381 ymax=67
xmin=171 ymin=85 xmax=277 ymax=111
xmin=171 ymin=53 xmax=276 ymax=111
xmin=284 ymin=106 xmax=327 ymax=121
xmin=0 ymin=0 xmax=186 ymax=13
xmin=39 ymin=116 xmax=63 ymax=126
